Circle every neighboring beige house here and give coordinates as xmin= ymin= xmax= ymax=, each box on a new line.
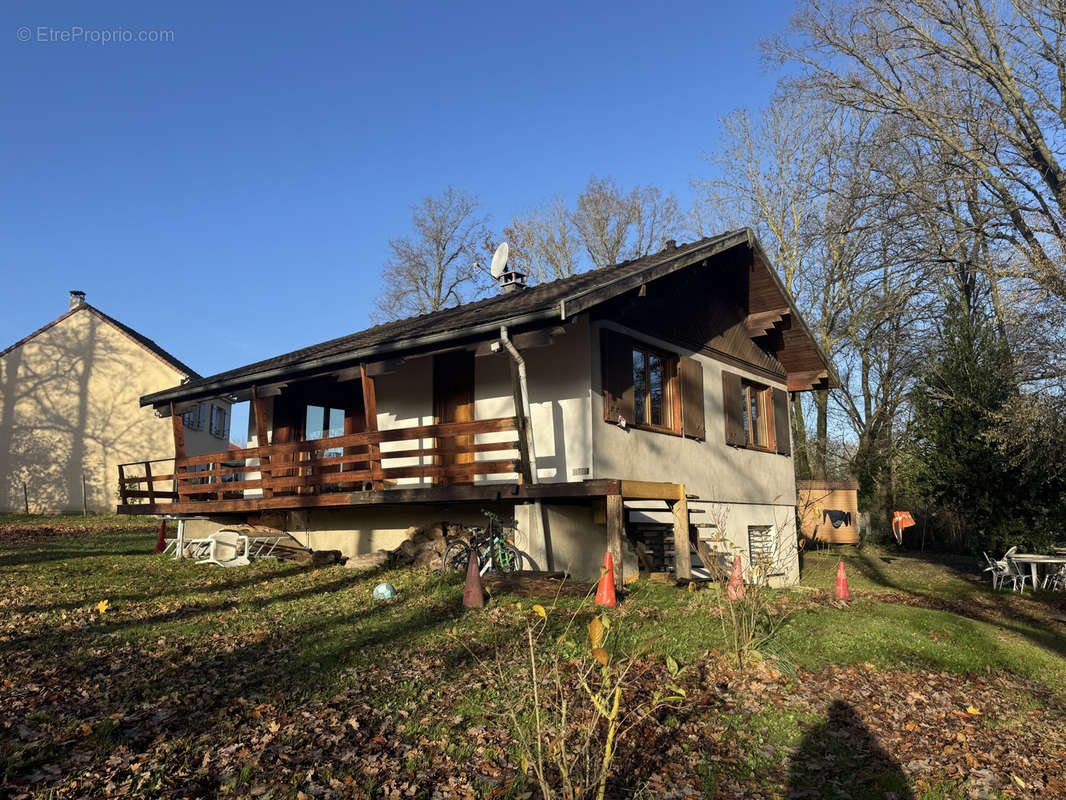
xmin=0 ymin=292 xmax=230 ymax=513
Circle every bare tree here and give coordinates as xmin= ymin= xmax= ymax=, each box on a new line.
xmin=503 ymin=196 xmax=582 ymax=283
xmin=374 ymin=187 xmax=491 ymax=321
xmin=572 ymin=176 xmax=682 ymax=268
xmin=767 ymin=0 xmax=1066 ymax=302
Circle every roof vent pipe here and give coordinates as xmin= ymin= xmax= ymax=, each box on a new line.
xmin=69 ymin=290 xmax=86 ymax=310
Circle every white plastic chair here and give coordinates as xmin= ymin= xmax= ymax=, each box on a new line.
xmin=1004 ymin=557 xmax=1031 ymax=592
xmin=982 ymin=552 xmax=1009 ymax=590
xmin=196 ymin=530 xmax=251 ymax=568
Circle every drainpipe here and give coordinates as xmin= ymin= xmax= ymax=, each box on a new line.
xmin=494 ymin=326 xmax=538 ymax=482
xmin=494 ymin=326 xmax=552 ymax=569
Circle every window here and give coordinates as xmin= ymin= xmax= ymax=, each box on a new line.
xmin=210 ymin=404 xmax=229 ymax=439
xmin=183 ymin=401 xmax=206 ymax=431
xmin=602 ymin=330 xmax=705 ymax=438
xmin=305 ymin=404 xmax=346 ymax=457
xmin=740 ymin=380 xmax=772 ymax=449
xmin=722 ymin=371 xmax=792 ymax=455
xmin=632 ymin=347 xmax=674 ymax=429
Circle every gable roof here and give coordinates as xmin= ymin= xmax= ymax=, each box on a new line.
xmin=0 ymin=303 xmax=201 ymax=380
xmin=142 ymin=229 xmax=834 ymax=409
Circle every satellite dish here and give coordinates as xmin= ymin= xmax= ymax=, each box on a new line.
xmin=490 ymin=242 xmax=510 ymax=279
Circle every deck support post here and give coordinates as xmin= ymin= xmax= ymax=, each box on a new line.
xmin=170 ymin=403 xmax=185 ymax=460
xmin=672 ymin=486 xmax=691 ymax=581
xmin=252 ymin=388 xmax=273 ymax=498
xmin=606 ymin=493 xmax=624 ymax=589
xmin=360 ymin=364 xmax=384 ymax=490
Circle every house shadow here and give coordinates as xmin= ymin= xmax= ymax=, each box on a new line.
xmin=788 ymin=700 xmax=913 ymax=799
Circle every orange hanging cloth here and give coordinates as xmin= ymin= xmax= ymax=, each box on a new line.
xmin=892 ymin=511 xmax=916 ymax=545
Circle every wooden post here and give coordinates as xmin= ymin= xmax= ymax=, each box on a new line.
xmin=170 ymin=403 xmax=186 ymax=460
xmin=252 ymin=388 xmax=273 ymax=498
xmin=117 ymin=465 xmax=128 ymax=506
xmin=23 ymin=481 xmax=29 ymax=514
xmin=81 ymin=473 xmax=88 ymax=515
xmin=143 ymin=463 xmax=155 ymax=505
xmin=360 ymin=364 xmax=384 ymax=490
xmin=672 ymin=486 xmax=691 ymax=581
xmin=606 ymin=493 xmax=624 ymax=589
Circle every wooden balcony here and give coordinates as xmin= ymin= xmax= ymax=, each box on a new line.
xmin=117 ymin=416 xmax=528 ymax=515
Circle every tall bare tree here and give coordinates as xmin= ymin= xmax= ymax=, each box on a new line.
xmin=767 ymin=0 xmax=1066 ymax=303
xmin=374 ymin=187 xmax=491 ymax=321
xmin=502 ymin=196 xmax=582 ymax=283
xmin=573 ymin=176 xmax=682 ymax=268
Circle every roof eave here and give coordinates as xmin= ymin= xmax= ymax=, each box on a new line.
xmin=140 ymin=305 xmax=563 ymax=410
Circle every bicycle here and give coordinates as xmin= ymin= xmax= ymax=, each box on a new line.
xmin=440 ymin=509 xmax=522 ymax=576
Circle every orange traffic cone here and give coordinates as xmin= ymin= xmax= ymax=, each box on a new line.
xmin=462 ymin=548 xmax=484 ymax=608
xmin=726 ymin=555 xmax=745 ymax=600
xmin=153 ymin=520 xmax=167 ymax=554
xmin=595 ymin=552 xmax=617 ymax=607
xmin=835 ymin=561 xmax=850 ymax=601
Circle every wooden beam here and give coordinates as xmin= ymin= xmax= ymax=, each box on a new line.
xmin=360 ymin=363 xmax=384 ymax=489
xmin=252 ymin=389 xmax=273 ymax=498
xmin=606 ymin=493 xmax=624 ymax=589
xmin=786 ymin=370 xmax=830 ymax=392
xmin=170 ymin=403 xmax=186 ymax=460
xmin=672 ymin=489 xmax=691 ymax=581
xmin=620 ymin=480 xmax=685 ymax=500
xmin=116 ymin=478 xmax=624 ymax=516
xmin=743 ymin=307 xmax=789 ymax=338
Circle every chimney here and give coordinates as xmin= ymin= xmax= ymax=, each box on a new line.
xmin=663 ymin=239 xmax=677 ymax=251
xmin=498 ymin=269 xmax=527 ymax=294
xmin=69 ymin=290 xmax=86 ymax=310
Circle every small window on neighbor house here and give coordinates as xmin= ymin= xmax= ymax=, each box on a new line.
xmin=183 ymin=402 xmax=205 ymax=431
xmin=210 ymin=404 xmax=228 ymax=439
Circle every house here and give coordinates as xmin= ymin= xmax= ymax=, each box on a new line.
xmin=117 ymin=230 xmax=835 ymax=585
xmin=0 ymin=292 xmax=231 ymax=513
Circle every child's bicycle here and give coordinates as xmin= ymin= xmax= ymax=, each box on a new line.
xmin=439 ymin=509 xmax=522 ymax=575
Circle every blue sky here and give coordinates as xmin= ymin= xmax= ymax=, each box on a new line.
xmin=2 ymin=0 xmax=792 ymax=398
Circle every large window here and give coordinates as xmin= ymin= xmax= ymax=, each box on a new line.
xmin=740 ymin=380 xmax=772 ymax=449
xmin=305 ymin=405 xmax=346 ymax=457
xmin=602 ymin=330 xmax=705 ymax=439
xmin=632 ymin=347 xmax=675 ymax=430
xmin=722 ymin=371 xmax=791 ymax=455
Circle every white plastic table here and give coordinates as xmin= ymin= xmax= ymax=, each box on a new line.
xmin=1008 ymin=554 xmax=1066 ymax=589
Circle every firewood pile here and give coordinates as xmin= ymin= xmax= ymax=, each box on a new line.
xmin=345 ymin=523 xmax=478 ymax=572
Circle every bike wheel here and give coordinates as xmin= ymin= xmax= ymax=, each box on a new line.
xmin=492 ymin=543 xmax=522 ymax=573
xmin=440 ymin=541 xmax=473 ymax=575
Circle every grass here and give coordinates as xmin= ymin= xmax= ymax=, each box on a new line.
xmin=1 ymin=520 xmax=1064 ymax=798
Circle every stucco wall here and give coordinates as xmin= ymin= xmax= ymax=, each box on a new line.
xmin=590 ymin=321 xmax=797 ymax=507
xmin=0 ymin=309 xmax=191 ymax=513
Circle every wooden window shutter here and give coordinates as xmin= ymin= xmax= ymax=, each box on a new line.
xmin=722 ymin=371 xmax=745 ymax=446
xmin=601 ymin=330 xmax=635 ymax=423
xmin=773 ymin=388 xmax=791 ymax=455
xmin=679 ymin=356 xmax=705 ymax=439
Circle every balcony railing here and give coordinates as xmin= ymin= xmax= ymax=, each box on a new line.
xmin=118 ymin=416 xmax=522 ymax=510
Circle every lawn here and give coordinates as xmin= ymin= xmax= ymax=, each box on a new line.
xmin=2 ymin=518 xmax=1065 ymax=799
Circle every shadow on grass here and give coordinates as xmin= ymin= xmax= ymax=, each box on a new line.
xmin=0 ymin=579 xmax=486 ymax=795
xmin=0 ymin=546 xmax=150 ymax=568
xmin=787 ymin=700 xmax=914 ymax=799
xmin=13 ymin=562 xmax=311 ymax=614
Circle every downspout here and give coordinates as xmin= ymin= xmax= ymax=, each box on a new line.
xmin=494 ymin=326 xmax=551 ymax=569
xmin=494 ymin=326 xmax=538 ymax=482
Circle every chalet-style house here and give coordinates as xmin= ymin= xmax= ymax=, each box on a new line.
xmin=0 ymin=292 xmax=230 ymax=513
xmin=118 ymin=230 xmax=834 ymax=585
